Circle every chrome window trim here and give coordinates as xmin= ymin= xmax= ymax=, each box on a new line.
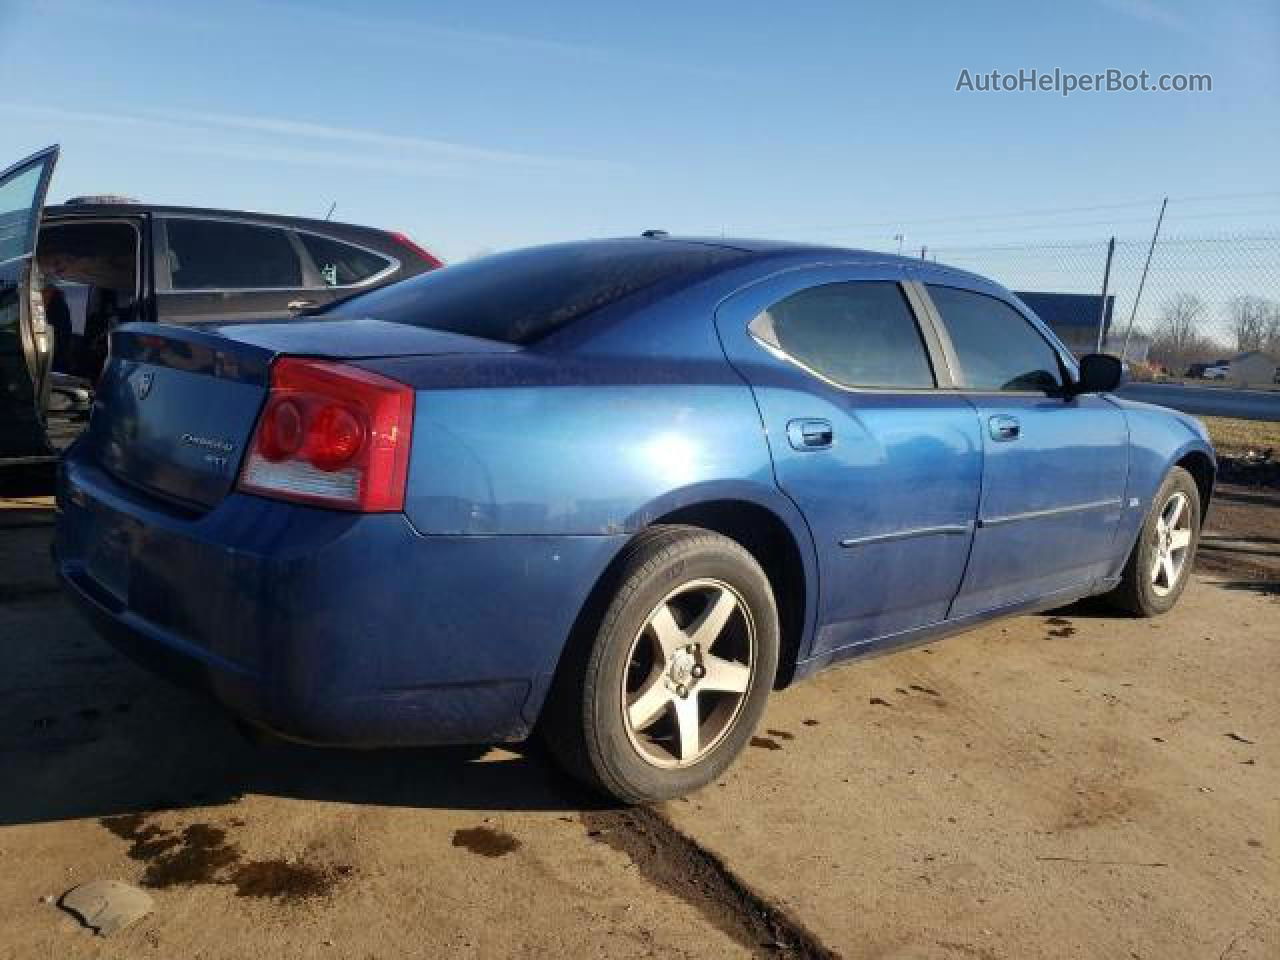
xmin=292 ymin=226 xmax=400 ymax=290
xmin=903 ymin=280 xmax=961 ymax=386
xmin=153 ymin=212 xmax=399 ymax=294
xmin=900 ymin=280 xmax=956 ymax=387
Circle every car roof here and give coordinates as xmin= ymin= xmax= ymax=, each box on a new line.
xmin=639 ymin=234 xmax=993 ymax=286
xmin=655 ymin=233 xmax=899 ymax=258
xmin=42 ymin=201 xmax=390 ymax=237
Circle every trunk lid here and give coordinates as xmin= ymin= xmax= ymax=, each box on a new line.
xmin=87 ymin=319 xmax=516 ymax=509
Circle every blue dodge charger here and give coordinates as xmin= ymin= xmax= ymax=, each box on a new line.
xmin=54 ymin=236 xmax=1215 ymax=802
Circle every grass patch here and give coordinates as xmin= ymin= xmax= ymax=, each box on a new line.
xmin=1201 ymin=416 xmax=1280 ymax=455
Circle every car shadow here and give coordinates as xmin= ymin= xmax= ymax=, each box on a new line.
xmin=1213 ymin=578 xmax=1280 ymax=598
xmin=1 ymin=668 xmax=606 ymax=828
xmin=1046 ymin=594 xmax=1129 ymax=619
xmin=1 ymin=492 xmax=611 ymax=828
xmin=0 ymin=587 xmax=607 ymax=829
xmin=1201 ymin=534 xmax=1280 ymax=548
xmin=1212 ymin=487 xmax=1279 ymax=509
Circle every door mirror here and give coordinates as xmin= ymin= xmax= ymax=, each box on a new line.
xmin=1072 ymin=353 xmax=1126 ymax=395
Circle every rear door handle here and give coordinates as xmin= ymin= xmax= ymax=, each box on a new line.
xmin=287 ymin=299 xmax=318 ymax=311
xmin=989 ymin=415 xmax=1021 ymax=442
xmin=787 ymin=418 xmax=834 ymax=450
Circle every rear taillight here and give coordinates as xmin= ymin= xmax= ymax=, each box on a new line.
xmin=238 ymin=358 xmax=414 ymax=512
xmin=390 ymin=231 xmax=444 ymax=269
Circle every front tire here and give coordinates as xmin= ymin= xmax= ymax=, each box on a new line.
xmin=1106 ymin=466 xmax=1201 ymax=617
xmin=543 ymin=526 xmax=779 ymax=804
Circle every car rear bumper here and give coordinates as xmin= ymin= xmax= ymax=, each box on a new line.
xmin=54 ymin=457 xmax=625 ymax=747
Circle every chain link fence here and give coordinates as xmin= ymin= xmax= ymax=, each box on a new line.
xmin=923 ymin=233 xmax=1280 ymax=379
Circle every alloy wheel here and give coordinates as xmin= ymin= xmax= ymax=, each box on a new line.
xmin=621 ymin=578 xmax=756 ymax=768
xmin=1150 ymin=491 xmax=1193 ymax=597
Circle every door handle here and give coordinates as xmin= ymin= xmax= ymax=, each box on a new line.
xmin=989 ymin=415 xmax=1021 ymax=442
xmin=287 ymin=299 xmax=318 ymax=311
xmin=787 ymin=418 xmax=834 ymax=451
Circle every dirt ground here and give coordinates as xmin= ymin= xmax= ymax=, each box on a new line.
xmin=1196 ymin=482 xmax=1280 ymax=581
xmin=1 ymin=481 xmax=1276 ymax=959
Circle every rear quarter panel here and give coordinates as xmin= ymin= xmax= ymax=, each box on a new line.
xmin=358 ymin=269 xmax=824 ymax=685
xmin=360 ymin=273 xmax=808 ymax=538
xmin=362 ymin=356 xmax=781 ymax=537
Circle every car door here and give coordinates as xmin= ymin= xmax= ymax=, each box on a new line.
xmin=153 ymin=215 xmax=321 ymax=323
xmin=715 ymin=264 xmax=983 ymax=659
xmin=918 ymin=280 xmax=1129 ymax=617
xmin=0 ymin=145 xmax=59 ymax=461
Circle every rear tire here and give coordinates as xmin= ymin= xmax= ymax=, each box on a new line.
xmin=542 ymin=526 xmax=779 ymax=804
xmin=1105 ymin=466 xmax=1201 ymax=617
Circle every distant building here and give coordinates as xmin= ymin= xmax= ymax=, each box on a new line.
xmin=1226 ymin=351 xmax=1279 ymax=387
xmin=1015 ymin=291 xmax=1115 ymax=355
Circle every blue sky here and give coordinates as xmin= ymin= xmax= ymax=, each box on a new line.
xmin=1 ymin=0 xmax=1276 ymax=263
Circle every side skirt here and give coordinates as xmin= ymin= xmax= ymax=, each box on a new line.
xmin=790 ymin=582 xmax=1101 ymax=682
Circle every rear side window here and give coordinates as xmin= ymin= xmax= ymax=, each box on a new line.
xmin=753 ymin=281 xmax=935 ymax=388
xmin=166 ymin=219 xmax=302 ymax=290
xmin=322 ymin=240 xmax=747 ymax=344
xmin=926 ymin=285 xmax=1063 ymax=392
xmin=298 ymin=233 xmax=392 ymax=287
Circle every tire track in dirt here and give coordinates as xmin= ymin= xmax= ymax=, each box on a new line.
xmin=581 ymin=805 xmax=839 ymax=959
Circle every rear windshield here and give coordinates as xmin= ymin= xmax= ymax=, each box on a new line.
xmin=319 ymin=240 xmax=747 ymax=344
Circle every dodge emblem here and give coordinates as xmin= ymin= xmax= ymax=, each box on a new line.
xmin=135 ymin=371 xmax=154 ymax=400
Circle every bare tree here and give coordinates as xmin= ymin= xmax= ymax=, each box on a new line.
xmin=1265 ymin=302 xmax=1280 ymax=356
xmin=1148 ymin=293 xmax=1216 ymax=373
xmin=1228 ymin=295 xmax=1280 ymax=354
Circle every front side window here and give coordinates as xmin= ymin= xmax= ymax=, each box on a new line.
xmin=753 ymin=281 xmax=935 ymax=388
xmin=166 ymin=219 xmax=302 ymax=290
xmin=926 ymin=285 xmax=1063 ymax=392
xmin=298 ymin=233 xmax=391 ymax=287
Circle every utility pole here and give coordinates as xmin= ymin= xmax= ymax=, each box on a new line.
xmin=894 ymin=233 xmax=904 ymax=255
xmin=1096 ymin=236 xmax=1116 ymax=353
xmin=1120 ymin=197 xmax=1168 ymax=362
xmin=920 ymin=245 xmax=927 ymax=260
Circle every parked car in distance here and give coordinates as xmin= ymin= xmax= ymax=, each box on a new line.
xmin=1 ymin=145 xmax=441 ymax=466
xmin=53 ymin=233 xmax=1216 ymax=803
xmin=1202 ymin=365 xmax=1229 ymax=380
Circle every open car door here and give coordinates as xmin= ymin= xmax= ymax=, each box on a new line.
xmin=0 ymin=145 xmax=60 ymax=463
